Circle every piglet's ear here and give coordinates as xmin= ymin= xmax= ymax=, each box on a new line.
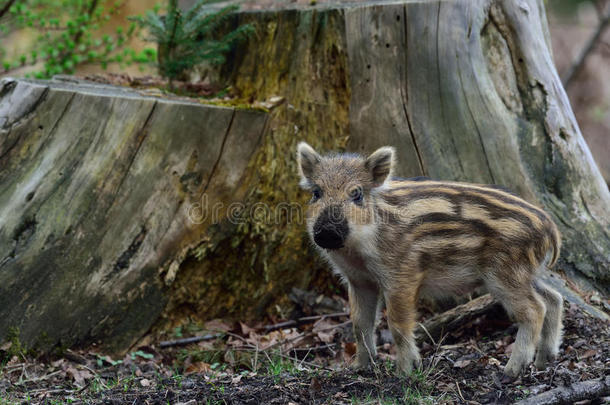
xmin=297 ymin=142 xmax=321 ymax=188
xmin=365 ymin=146 xmax=395 ymax=187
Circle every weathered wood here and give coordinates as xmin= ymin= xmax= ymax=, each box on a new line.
xmin=515 ymin=375 xmax=610 ymax=405
xmin=415 ymin=294 xmax=500 ymax=343
xmin=0 ymin=77 xmax=267 ymax=351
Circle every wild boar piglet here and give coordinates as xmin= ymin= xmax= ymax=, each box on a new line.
xmin=296 ymin=142 xmax=563 ymax=377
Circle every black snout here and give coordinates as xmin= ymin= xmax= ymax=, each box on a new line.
xmin=313 ymin=205 xmax=349 ymax=250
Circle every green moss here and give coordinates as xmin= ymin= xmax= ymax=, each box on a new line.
xmin=157 ymin=7 xmax=351 ymax=328
xmin=1 ymin=327 xmax=27 ymax=359
xmin=198 ymin=98 xmax=269 ymax=112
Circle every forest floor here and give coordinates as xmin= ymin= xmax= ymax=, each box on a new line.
xmin=1 ymin=299 xmax=608 ymax=404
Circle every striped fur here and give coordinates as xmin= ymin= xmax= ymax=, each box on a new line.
xmin=297 ymin=142 xmax=563 ymax=377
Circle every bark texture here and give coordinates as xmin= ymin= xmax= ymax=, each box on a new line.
xmin=0 ymin=78 xmax=267 ymax=351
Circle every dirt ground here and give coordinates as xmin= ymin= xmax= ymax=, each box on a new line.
xmin=1 ymin=300 xmax=608 ymax=404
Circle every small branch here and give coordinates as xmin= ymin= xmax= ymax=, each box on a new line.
xmin=159 ymin=332 xmax=223 ymax=348
xmin=563 ymin=4 xmax=610 ymax=88
xmin=515 ymin=376 xmax=610 ymax=405
xmin=0 ymin=0 xmax=18 ymax=20
xmin=415 ymin=294 xmax=501 ymax=343
xmin=263 ymin=311 xmax=350 ymax=333
xmin=288 ymin=343 xmax=337 ymax=353
xmin=15 ymin=370 xmax=62 ymax=386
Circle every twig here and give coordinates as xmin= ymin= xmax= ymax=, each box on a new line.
xmin=159 ymin=332 xmax=223 ymax=348
xmin=563 ymin=5 xmax=610 ymax=88
xmin=515 ymin=375 xmax=610 ymax=405
xmin=417 ymin=322 xmax=436 ymax=346
xmin=15 ymin=370 xmax=62 ymax=386
xmin=274 ymin=352 xmax=333 ymax=371
xmin=415 ymin=294 xmax=499 ymax=343
xmin=263 ymin=311 xmax=350 ymax=333
xmin=455 ymin=381 xmax=466 ymax=402
xmin=289 ymin=344 xmax=337 ymax=353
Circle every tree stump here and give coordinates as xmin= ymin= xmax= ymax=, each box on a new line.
xmin=0 ymin=78 xmax=267 ymax=351
xmin=166 ymin=0 xmax=609 ymax=328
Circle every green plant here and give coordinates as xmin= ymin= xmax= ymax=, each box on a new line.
xmin=131 ymin=0 xmax=253 ymax=85
xmin=130 ymin=350 xmax=154 ymax=360
xmin=0 ymin=0 xmax=156 ymax=78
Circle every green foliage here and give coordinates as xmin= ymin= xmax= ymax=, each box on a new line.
xmin=131 ymin=0 xmax=253 ymax=82
xmin=0 ymin=0 xmax=156 ymax=78
xmin=130 ymin=350 xmax=154 ymax=360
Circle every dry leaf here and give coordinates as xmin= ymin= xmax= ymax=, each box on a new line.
xmin=185 ymin=362 xmax=211 ymax=375
xmin=580 ymin=349 xmax=596 ymax=359
xmin=316 ymin=330 xmax=336 ymax=343
xmin=343 ymin=342 xmax=357 ymax=357
xmin=51 ymin=359 xmax=65 ymax=368
xmin=140 ymin=378 xmax=150 ymax=387
xmin=310 ymin=377 xmax=321 ymax=392
xmin=453 ymin=359 xmax=471 ymax=368
xmin=487 ymin=357 xmax=501 ymax=367
xmin=66 ymin=366 xmax=93 ymax=387
xmin=240 ymin=322 xmax=256 ymax=335
xmin=204 ymin=319 xmax=232 ymax=333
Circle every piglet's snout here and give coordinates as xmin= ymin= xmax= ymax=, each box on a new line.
xmin=313 ymin=205 xmax=349 ymax=250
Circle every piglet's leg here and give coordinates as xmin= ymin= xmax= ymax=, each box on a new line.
xmin=385 ymin=280 xmax=422 ymax=375
xmin=348 ymin=283 xmax=380 ymax=369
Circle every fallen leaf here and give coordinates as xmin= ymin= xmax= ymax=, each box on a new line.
xmin=140 ymin=378 xmax=150 ymax=387
xmin=66 ymin=366 xmax=93 ymax=387
xmin=487 ymin=357 xmax=501 ymax=367
xmin=310 ymin=377 xmax=321 ymax=392
xmin=204 ymin=319 xmax=232 ymax=333
xmin=580 ymin=349 xmax=596 ymax=359
xmin=184 ymin=362 xmax=211 ymax=375
xmin=240 ymin=322 xmax=256 ymax=336
xmin=453 ymin=359 xmax=471 ymax=368
xmin=343 ymin=342 xmax=357 ymax=357
xmin=0 ymin=341 xmax=12 ymax=351
xmin=316 ymin=330 xmax=335 ymax=343
xmin=51 ymin=359 xmax=65 ymax=368
xmin=231 ymin=375 xmax=242 ymax=385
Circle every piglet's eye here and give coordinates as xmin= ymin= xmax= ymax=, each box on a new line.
xmin=349 ymin=187 xmax=363 ymax=205
xmin=311 ymin=186 xmax=322 ymax=202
